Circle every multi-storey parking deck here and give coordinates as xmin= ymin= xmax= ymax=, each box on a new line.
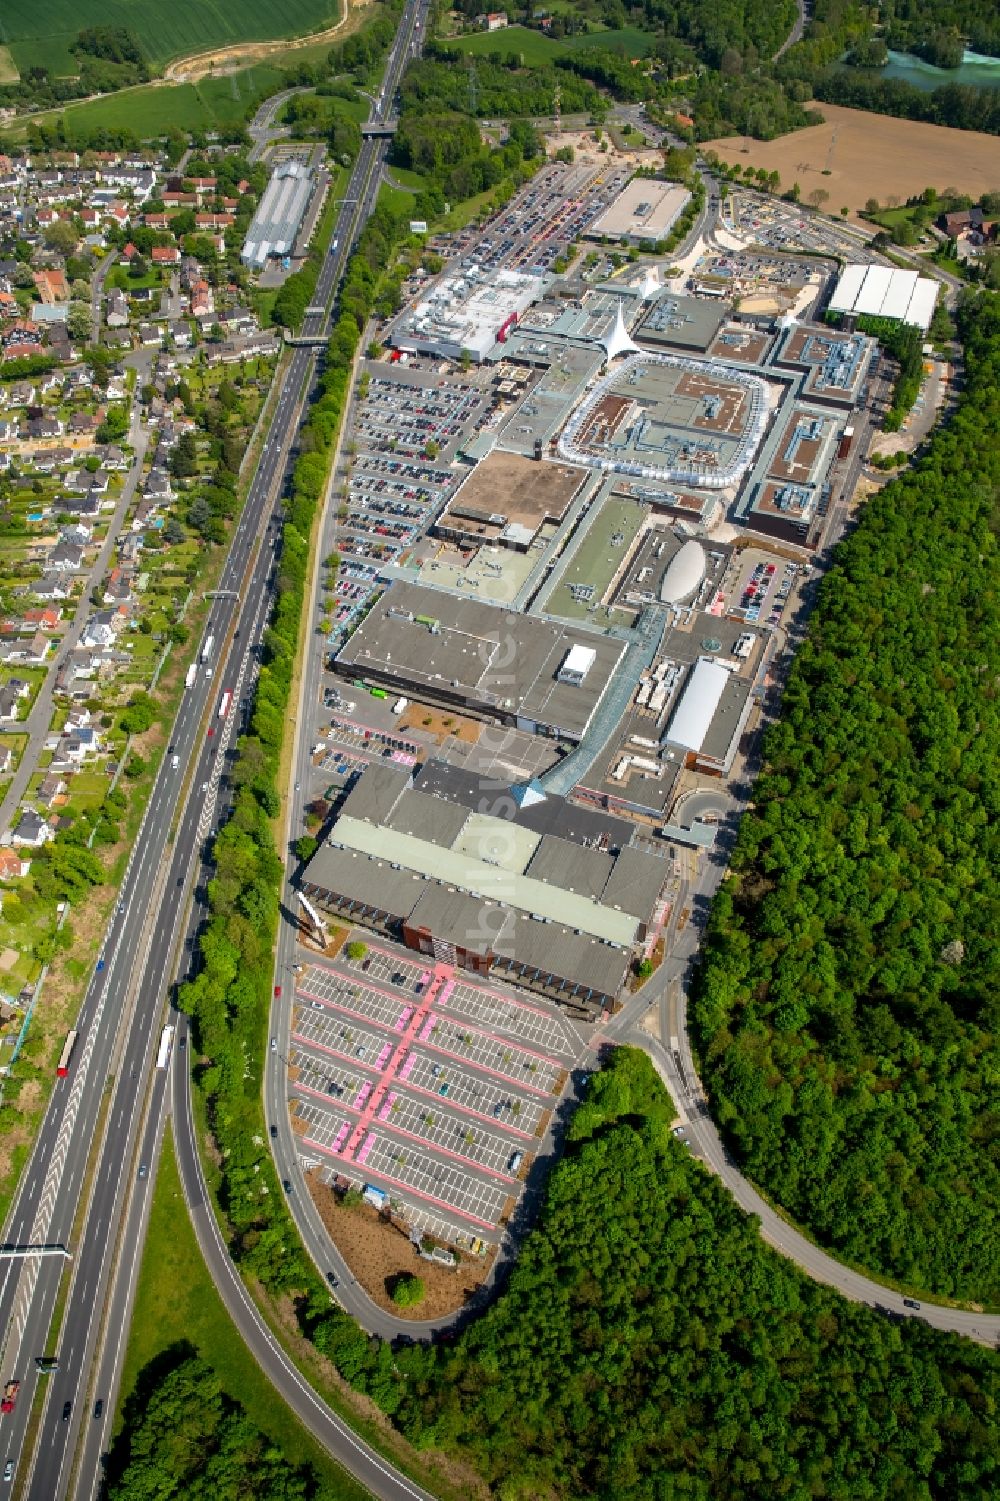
xmin=293 ymin=1097 xmax=511 ymax=1229
xmin=287 ymin=947 xmax=587 ymax=1239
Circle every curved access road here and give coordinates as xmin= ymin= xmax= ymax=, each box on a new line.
xmin=171 ymin=1019 xmax=438 ymax=1501
xmin=629 ymin=1019 xmax=999 ymax=1346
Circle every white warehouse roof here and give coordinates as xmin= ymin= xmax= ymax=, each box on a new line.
xmin=831 ymin=264 xmax=939 ymax=331
xmin=660 ymin=539 xmax=706 ymax=605
xmin=663 ymin=657 xmax=731 ymax=753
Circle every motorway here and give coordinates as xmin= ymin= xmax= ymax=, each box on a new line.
xmin=0 ymin=6 xmax=430 ymax=1499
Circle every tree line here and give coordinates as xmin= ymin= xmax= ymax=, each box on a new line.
xmin=691 ymin=289 xmax=1000 ymax=1304
xmin=108 ymin=1354 xmax=336 ymax=1501
xmin=382 ymin=1048 xmax=1000 ymax=1499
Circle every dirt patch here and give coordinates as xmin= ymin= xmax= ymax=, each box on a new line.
xmin=398 ymin=703 xmax=481 ymax=746
xmin=307 ymin=1171 xmax=494 ymax=1320
xmin=162 ymin=0 xmax=368 ymax=83
xmin=704 ymin=104 xmax=1000 ymax=216
xmin=0 ymin=47 xmax=19 ymax=85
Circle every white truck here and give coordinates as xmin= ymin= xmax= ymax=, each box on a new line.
xmin=184 ymin=664 xmax=197 ymax=689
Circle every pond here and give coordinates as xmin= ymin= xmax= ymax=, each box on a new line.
xmin=843 ymin=46 xmax=1000 ymax=93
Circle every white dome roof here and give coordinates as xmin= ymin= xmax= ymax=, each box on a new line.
xmin=660 ymin=539 xmax=706 ymax=606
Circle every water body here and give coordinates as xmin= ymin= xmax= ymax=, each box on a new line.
xmin=845 ymin=47 xmax=1000 ymax=93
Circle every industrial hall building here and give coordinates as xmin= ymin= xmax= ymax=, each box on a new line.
xmin=301 ymin=760 xmax=669 ymax=1019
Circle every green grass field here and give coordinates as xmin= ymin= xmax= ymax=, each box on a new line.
xmin=547 ymin=495 xmax=647 ymax=622
xmin=448 ymin=24 xmax=654 ymax=64
xmin=3 ymin=0 xmax=342 ymax=73
xmin=117 ymin=1127 xmax=370 ymax=1501
xmin=22 ymin=64 xmax=289 ymax=137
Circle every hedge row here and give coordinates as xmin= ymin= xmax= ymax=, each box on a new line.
xmin=179 ymin=205 xmax=420 ymax=1403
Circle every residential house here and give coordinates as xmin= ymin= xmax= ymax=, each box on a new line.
xmin=59 ymin=524 xmax=92 ymax=546
xmin=106 ymin=289 xmax=129 ymax=327
xmin=481 ymin=11 xmax=508 ymax=28
xmin=0 ymin=631 xmax=50 ymax=664
xmin=36 ymin=773 xmax=67 ymax=808
xmin=53 ymin=724 xmax=101 ymax=765
xmin=26 ymin=415 xmax=63 ymax=441
xmin=54 ymin=495 xmax=100 ymax=521
xmin=31 ymin=574 xmax=70 ymax=602
xmin=0 ymin=848 xmax=30 ymax=881
xmin=67 ymin=412 xmax=102 ymax=439
xmin=45 ymin=541 xmax=85 ymax=572
xmin=97 ymin=444 xmax=128 ymax=470
xmin=151 ymin=246 xmax=181 ymax=266
xmin=143 ymin=468 xmax=173 ymax=501
xmin=32 ymin=268 xmax=69 ymax=303
xmin=103 ymin=566 xmax=134 ymax=605
xmin=0 ymin=744 xmax=12 ymax=776
xmin=206 ymin=329 xmax=280 ymax=364
xmin=10 ymin=809 xmax=53 ymax=848
xmin=0 ymin=679 xmax=31 ymax=720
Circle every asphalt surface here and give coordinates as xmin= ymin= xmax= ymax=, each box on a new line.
xmin=0 ymin=8 xmax=431 ymax=1496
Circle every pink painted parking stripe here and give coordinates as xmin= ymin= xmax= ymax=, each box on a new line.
xmin=353 ymin=1081 xmax=372 ymax=1109
xmin=356 ymin=1131 xmax=376 ymax=1165
xmin=376 ymin=1043 xmax=392 ymax=1068
xmin=393 ymin=1007 xmax=412 ymax=1034
xmin=399 ymin=1052 xmax=416 ymax=1080
xmin=377 ymin=1091 xmax=397 ymax=1122
xmin=333 ymin=1122 xmax=350 ymax=1152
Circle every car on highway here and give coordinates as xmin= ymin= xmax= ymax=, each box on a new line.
xmin=327 ymin=1271 xmax=339 ymax=1287
xmin=903 ymin=1298 xmax=921 ymax=1310
xmin=93 ymin=1399 xmax=103 ymax=1420
xmin=270 ymin=1124 xmax=278 ymax=1139
xmin=138 ymin=1163 xmax=147 ymax=1179
xmin=61 ymin=1401 xmax=72 ymax=1421
xmin=270 ymin=1037 xmax=277 ymax=1052
xmin=282 ymin=1179 xmax=293 ymax=1195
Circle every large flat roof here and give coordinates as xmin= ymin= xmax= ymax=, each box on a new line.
xmin=329 ymin=814 xmax=640 ymax=946
xmin=337 ymin=582 xmax=625 ymax=741
xmin=590 ymin=178 xmax=690 ymax=242
xmin=439 ymin=450 xmax=584 ymax=547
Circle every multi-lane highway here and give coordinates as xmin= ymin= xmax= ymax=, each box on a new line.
xmin=0 ymin=6 xmax=430 ymax=1496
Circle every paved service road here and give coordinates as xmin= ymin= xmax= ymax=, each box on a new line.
xmin=0 ymin=7 xmax=433 ymax=1498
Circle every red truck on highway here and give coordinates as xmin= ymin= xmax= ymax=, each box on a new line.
xmin=2 ymin=1380 xmax=20 ymax=1414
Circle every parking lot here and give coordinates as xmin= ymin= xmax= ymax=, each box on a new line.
xmin=285 ymin=941 xmax=589 ymax=1240
xmin=434 ymin=161 xmax=630 ymax=278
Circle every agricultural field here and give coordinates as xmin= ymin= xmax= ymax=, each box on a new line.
xmin=447 ymin=24 xmax=655 ymax=64
xmin=20 ymin=65 xmax=289 ymax=138
xmin=703 ymin=103 xmax=1000 ymax=216
xmin=2 ymin=0 xmax=341 ymax=74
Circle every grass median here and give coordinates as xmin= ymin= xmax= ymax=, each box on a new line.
xmin=115 ymin=1124 xmax=371 ymax=1501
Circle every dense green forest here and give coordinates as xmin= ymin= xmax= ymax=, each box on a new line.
xmin=880 ymin=0 xmax=1000 ymax=60
xmin=385 ymin=1049 xmax=1000 ymax=1499
xmin=109 ymin=1355 xmax=329 ymax=1500
xmin=691 ymin=290 xmax=1000 ymax=1304
xmin=450 ymin=0 xmax=797 ymax=68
